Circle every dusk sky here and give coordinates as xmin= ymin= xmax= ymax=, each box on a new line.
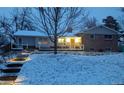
xmin=86 ymin=7 xmax=123 ymax=23
xmin=0 ymin=7 xmax=123 ymax=24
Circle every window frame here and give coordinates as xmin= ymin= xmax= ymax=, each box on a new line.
xmin=104 ymin=35 xmax=113 ymax=40
xmin=90 ymin=34 xmax=95 ymax=39
xmin=105 ymin=47 xmax=112 ymax=51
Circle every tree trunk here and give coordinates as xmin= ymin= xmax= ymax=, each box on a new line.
xmin=54 ymin=19 xmax=58 ymax=54
xmin=54 ymin=35 xmax=57 ymax=54
xmin=53 ymin=8 xmax=59 ymax=54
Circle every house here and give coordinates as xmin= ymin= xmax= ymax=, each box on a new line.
xmin=14 ymin=30 xmax=53 ymax=49
xmin=119 ymin=31 xmax=124 ymax=45
xmin=14 ymin=30 xmax=83 ymax=50
xmin=58 ymin=37 xmax=82 ymax=49
xmin=76 ymin=25 xmax=119 ymax=52
xmin=13 ymin=25 xmax=119 ymax=52
xmin=118 ymin=31 xmax=124 ymax=52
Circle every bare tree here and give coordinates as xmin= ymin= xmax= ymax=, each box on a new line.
xmin=33 ymin=7 xmax=87 ymax=54
xmin=118 ymin=8 xmax=124 ymax=30
xmin=84 ymin=17 xmax=97 ymax=29
xmin=120 ymin=7 xmax=124 ymax=12
xmin=11 ymin=8 xmax=20 ymax=32
xmin=0 ymin=16 xmax=12 ymax=34
xmin=0 ymin=16 xmax=16 ymax=50
xmin=11 ymin=8 xmax=35 ymax=32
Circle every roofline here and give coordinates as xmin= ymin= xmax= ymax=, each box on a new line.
xmin=14 ymin=30 xmax=48 ymax=37
xmin=14 ymin=35 xmax=48 ymax=37
xmin=102 ymin=25 xmax=119 ymax=34
xmin=59 ymin=36 xmax=81 ymax=38
xmin=78 ymin=25 xmax=119 ymax=34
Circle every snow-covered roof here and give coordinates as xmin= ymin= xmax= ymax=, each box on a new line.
xmin=78 ymin=25 xmax=119 ymax=35
xmin=14 ymin=30 xmax=47 ymax=37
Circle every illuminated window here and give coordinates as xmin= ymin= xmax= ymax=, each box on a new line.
xmin=75 ymin=38 xmax=81 ymax=43
xmin=58 ymin=38 xmax=64 ymax=43
xmin=66 ymin=38 xmax=70 ymax=42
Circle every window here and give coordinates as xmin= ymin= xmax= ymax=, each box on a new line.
xmin=104 ymin=35 xmax=112 ymax=39
xmin=98 ymin=49 xmax=103 ymax=52
xmin=90 ymin=35 xmax=95 ymax=39
xmin=105 ymin=48 xmax=111 ymax=51
xmin=90 ymin=48 xmax=94 ymax=51
xmin=19 ymin=38 xmax=22 ymax=45
xmin=38 ymin=38 xmax=49 ymax=45
xmin=58 ymin=38 xmax=64 ymax=43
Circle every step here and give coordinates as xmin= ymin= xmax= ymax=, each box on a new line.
xmin=0 ymin=81 xmax=15 ymax=85
xmin=0 ymin=76 xmax=17 ymax=81
xmin=6 ymin=63 xmax=23 ymax=67
xmin=0 ymin=68 xmax=21 ymax=73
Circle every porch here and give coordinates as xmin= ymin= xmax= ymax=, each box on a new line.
xmin=58 ymin=37 xmax=84 ymax=50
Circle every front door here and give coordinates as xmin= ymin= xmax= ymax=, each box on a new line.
xmin=70 ymin=38 xmax=75 ymax=48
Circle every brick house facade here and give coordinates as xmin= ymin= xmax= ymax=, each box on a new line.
xmin=77 ymin=25 xmax=119 ymax=52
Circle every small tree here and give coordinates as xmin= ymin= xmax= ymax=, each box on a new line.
xmin=103 ymin=16 xmax=120 ymax=31
xmin=33 ymin=7 xmax=87 ymax=54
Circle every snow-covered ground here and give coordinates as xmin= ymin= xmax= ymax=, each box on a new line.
xmin=16 ymin=53 xmax=124 ymax=85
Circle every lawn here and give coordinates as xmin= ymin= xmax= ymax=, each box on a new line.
xmin=16 ymin=53 xmax=124 ymax=85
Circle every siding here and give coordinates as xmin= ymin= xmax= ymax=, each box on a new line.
xmin=16 ymin=36 xmax=36 ymax=46
xmin=83 ymin=26 xmax=118 ymax=35
xmin=15 ymin=36 xmax=53 ymax=48
xmin=83 ymin=34 xmax=118 ymax=52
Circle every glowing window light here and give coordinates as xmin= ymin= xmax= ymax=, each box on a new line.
xmin=58 ymin=38 xmax=64 ymax=43
xmin=75 ymin=38 xmax=80 ymax=43
xmin=66 ymin=38 xmax=70 ymax=42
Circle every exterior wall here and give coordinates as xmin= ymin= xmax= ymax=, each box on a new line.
xmin=15 ymin=36 xmax=53 ymax=49
xmin=83 ymin=34 xmax=119 ymax=52
xmin=16 ymin=36 xmax=35 ymax=46
xmin=35 ymin=37 xmax=53 ymax=48
xmin=58 ymin=37 xmax=82 ymax=49
xmin=83 ymin=25 xmax=118 ymax=35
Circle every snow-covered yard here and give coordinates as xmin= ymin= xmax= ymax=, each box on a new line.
xmin=16 ymin=53 xmax=124 ymax=85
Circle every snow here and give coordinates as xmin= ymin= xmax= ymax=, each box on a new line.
xmin=14 ymin=30 xmax=47 ymax=37
xmin=79 ymin=25 xmax=119 ymax=35
xmin=16 ymin=53 xmax=124 ymax=85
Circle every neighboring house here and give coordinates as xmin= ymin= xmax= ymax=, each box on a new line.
xmin=118 ymin=31 xmax=124 ymax=52
xmin=76 ymin=25 xmax=119 ymax=52
xmin=14 ymin=30 xmax=53 ymax=49
xmin=119 ymin=31 xmax=124 ymax=45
